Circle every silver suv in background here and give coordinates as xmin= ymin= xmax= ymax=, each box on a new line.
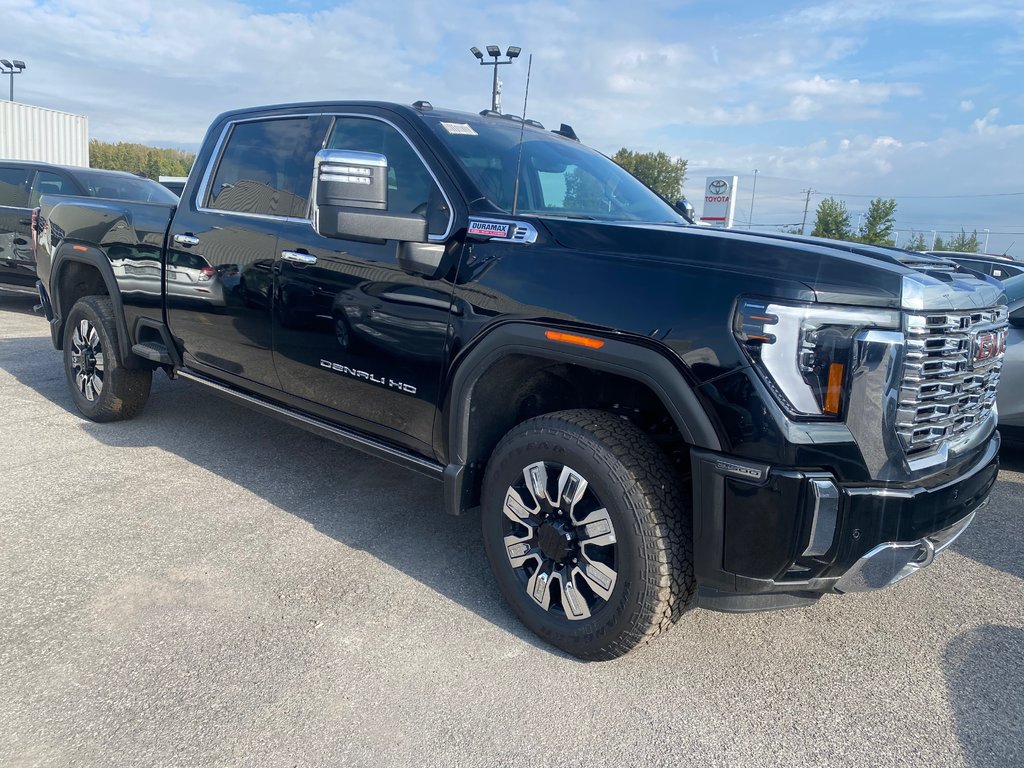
xmin=998 ymin=273 xmax=1024 ymax=432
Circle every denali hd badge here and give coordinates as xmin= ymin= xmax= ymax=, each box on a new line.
xmin=320 ymin=359 xmax=417 ymax=394
xmin=468 ymin=220 xmax=512 ymax=238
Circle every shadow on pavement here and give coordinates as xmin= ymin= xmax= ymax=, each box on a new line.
xmin=0 ymin=290 xmax=43 ymax=317
xmin=944 ymin=625 xmax=1024 ymax=768
xmin=948 ymin=437 xmax=1024 ymax=581
xmin=0 ymin=330 xmax=570 ymax=658
xmin=998 ymin=430 xmax=1024 ymax=473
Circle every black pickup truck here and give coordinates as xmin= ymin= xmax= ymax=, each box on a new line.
xmin=0 ymin=160 xmax=178 ymax=291
xmin=33 ymin=101 xmax=1007 ymax=659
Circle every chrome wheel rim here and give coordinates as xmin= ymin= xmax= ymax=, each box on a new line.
xmin=502 ymin=462 xmax=618 ymax=621
xmin=69 ymin=319 xmax=105 ymax=402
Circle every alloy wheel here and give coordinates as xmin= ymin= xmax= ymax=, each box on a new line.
xmin=502 ymin=461 xmax=618 ymax=620
xmin=69 ymin=318 xmax=105 ymax=402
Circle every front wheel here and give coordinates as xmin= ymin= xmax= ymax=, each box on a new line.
xmin=481 ymin=409 xmax=695 ymax=660
xmin=62 ymin=295 xmax=152 ymax=422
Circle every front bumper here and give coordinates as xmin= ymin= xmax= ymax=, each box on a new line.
xmin=692 ymin=431 xmax=999 ymax=612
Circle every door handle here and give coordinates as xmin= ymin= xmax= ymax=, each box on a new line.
xmin=173 ymin=233 xmax=200 ymax=247
xmin=281 ymin=250 xmax=317 ymax=265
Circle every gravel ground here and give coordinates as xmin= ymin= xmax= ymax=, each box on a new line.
xmin=2 ymin=289 xmax=1023 ymax=768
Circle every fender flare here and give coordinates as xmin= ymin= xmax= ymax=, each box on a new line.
xmin=49 ymin=244 xmax=143 ymax=368
xmin=440 ymin=321 xmax=724 ymax=514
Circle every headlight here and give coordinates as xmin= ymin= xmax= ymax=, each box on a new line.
xmin=734 ymin=299 xmax=901 ymax=419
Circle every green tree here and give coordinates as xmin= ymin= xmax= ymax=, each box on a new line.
xmin=612 ymin=148 xmax=687 ymax=201
xmin=856 ymin=197 xmax=897 ymax=245
xmin=810 ymin=196 xmax=852 ymax=240
xmin=904 ymin=232 xmax=928 ymax=251
xmin=945 ymin=228 xmax=981 ymax=253
xmin=933 ymin=234 xmax=947 ymax=251
xmin=89 ymin=140 xmax=195 ymax=179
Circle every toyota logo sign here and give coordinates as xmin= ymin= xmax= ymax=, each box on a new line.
xmin=708 ymin=179 xmax=729 ymax=195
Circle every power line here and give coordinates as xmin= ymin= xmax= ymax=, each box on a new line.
xmin=819 ymin=192 xmax=1024 ymax=201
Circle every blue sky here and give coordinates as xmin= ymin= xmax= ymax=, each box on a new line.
xmin=3 ymin=0 xmax=1023 ymax=254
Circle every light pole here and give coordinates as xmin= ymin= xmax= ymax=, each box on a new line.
xmin=747 ymin=168 xmax=758 ymax=227
xmin=984 ymin=228 xmax=991 ymax=252
xmin=0 ymin=59 xmax=26 ymax=101
xmin=470 ymin=45 xmax=520 ymax=112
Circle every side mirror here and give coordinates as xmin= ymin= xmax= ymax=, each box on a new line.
xmin=674 ymin=197 xmax=695 ymax=224
xmin=312 ymin=149 xmax=427 ymax=244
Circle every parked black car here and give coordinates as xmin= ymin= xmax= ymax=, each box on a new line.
xmin=32 ymin=102 xmax=1007 ymax=659
xmin=923 ymin=250 xmax=1024 ymax=281
xmin=0 ymin=160 xmax=178 ymax=291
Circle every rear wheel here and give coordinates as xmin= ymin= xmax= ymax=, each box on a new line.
xmin=481 ymin=409 xmax=695 ymax=660
xmin=63 ymin=296 xmax=152 ymax=422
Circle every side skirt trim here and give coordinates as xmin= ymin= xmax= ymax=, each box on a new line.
xmin=176 ymin=368 xmax=444 ymax=481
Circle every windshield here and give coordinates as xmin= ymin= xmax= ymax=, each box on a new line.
xmin=425 ymin=115 xmax=683 ymax=224
xmin=76 ymin=170 xmax=180 ymax=204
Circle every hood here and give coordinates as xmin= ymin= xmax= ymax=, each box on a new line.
xmin=535 ymin=218 xmax=1000 ymax=310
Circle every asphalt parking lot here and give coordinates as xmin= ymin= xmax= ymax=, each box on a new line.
xmin=2 ymin=288 xmax=1023 ymax=768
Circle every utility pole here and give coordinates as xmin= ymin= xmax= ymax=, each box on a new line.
xmin=800 ymin=189 xmax=813 ymax=235
xmin=747 ymin=169 xmax=758 ymax=227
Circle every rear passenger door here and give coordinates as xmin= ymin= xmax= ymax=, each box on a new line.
xmin=166 ymin=115 xmax=331 ymax=390
xmin=0 ymin=165 xmax=34 ymax=288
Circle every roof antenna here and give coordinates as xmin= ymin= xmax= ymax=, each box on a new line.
xmin=511 ymin=54 xmax=533 ymax=217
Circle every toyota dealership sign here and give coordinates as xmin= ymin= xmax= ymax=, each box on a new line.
xmin=701 ymin=176 xmax=738 ymax=228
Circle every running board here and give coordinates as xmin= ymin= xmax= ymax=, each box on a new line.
xmin=175 ymin=368 xmax=444 ymax=480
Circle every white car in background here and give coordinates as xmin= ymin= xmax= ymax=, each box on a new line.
xmin=999 ymin=273 xmax=1024 ymax=432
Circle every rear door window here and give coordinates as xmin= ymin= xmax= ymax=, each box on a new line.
xmin=0 ymin=166 xmax=30 ymax=207
xmin=206 ymin=116 xmax=331 ymax=218
xmin=29 ymin=170 xmax=70 ymax=207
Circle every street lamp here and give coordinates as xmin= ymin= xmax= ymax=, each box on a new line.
xmin=469 ymin=45 xmax=520 ymax=112
xmin=0 ymin=59 xmax=26 ymax=101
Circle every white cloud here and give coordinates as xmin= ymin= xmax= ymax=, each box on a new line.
xmin=960 ymin=99 xmax=975 ymax=112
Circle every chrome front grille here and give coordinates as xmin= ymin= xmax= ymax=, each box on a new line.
xmin=897 ymin=307 xmax=1007 ymax=454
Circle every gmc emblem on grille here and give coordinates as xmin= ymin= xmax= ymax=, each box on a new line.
xmin=971 ymin=329 xmax=1007 ymax=367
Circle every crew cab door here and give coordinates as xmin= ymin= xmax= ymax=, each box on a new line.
xmin=0 ymin=164 xmax=34 ymax=288
xmin=166 ymin=115 xmax=331 ymax=389
xmin=271 ymin=113 xmax=460 ymax=454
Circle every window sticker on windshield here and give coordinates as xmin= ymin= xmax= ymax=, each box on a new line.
xmin=440 ymin=122 xmax=478 ymax=136
xmin=468 ymin=220 xmax=511 ymax=238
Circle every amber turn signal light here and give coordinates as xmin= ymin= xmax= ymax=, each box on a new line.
xmin=545 ymin=330 xmax=605 ymax=349
xmin=824 ymin=362 xmax=844 ymax=415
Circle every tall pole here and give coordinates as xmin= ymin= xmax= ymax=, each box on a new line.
xmin=800 ymin=189 xmax=813 ymax=235
xmin=747 ymin=169 xmax=758 ymax=227
xmin=984 ymin=228 xmax=990 ymax=252
xmin=491 ymin=61 xmax=500 ymax=112
xmin=931 ymin=230 xmax=937 ymax=250
xmin=470 ymin=47 xmax=519 ymax=113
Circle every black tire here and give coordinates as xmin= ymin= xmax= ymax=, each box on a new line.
xmin=481 ymin=409 xmax=695 ymax=660
xmin=62 ymin=295 xmax=152 ymax=422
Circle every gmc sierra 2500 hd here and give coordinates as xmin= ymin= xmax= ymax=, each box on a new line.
xmin=34 ymin=101 xmax=1006 ymax=659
